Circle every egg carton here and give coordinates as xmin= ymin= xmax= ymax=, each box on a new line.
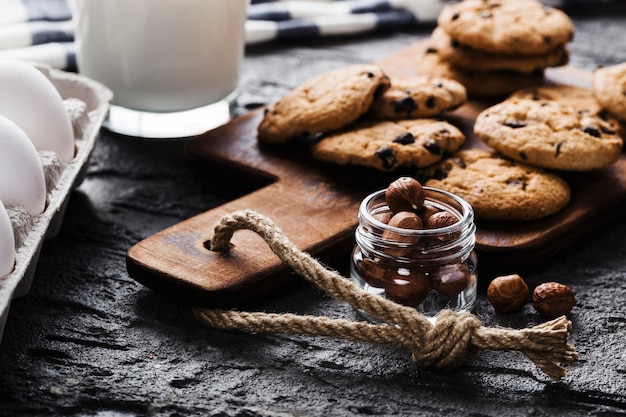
xmin=0 ymin=64 xmax=112 ymax=344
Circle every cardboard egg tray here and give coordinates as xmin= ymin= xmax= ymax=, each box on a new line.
xmin=0 ymin=64 xmax=112 ymax=344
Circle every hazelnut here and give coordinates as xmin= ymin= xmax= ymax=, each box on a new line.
xmin=487 ymin=274 xmax=529 ymax=313
xmin=383 ymin=269 xmax=432 ymax=307
xmin=431 ymin=263 xmax=470 ymax=297
xmin=417 ymin=204 xmax=440 ymax=225
xmin=533 ymin=282 xmax=575 ymax=318
xmin=357 ymin=258 xmax=386 ymax=287
xmin=385 ymin=177 xmax=425 ymax=213
xmin=387 ymin=211 xmax=423 ymax=230
xmin=423 ymin=211 xmax=460 ymax=244
xmin=372 ymin=210 xmax=392 ymax=224
xmin=382 ymin=211 xmax=423 ymax=256
xmin=424 ymin=211 xmax=459 ymax=229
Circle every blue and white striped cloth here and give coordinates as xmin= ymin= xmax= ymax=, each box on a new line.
xmin=0 ymin=0 xmax=615 ymax=72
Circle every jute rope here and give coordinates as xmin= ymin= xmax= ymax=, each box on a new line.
xmin=193 ymin=209 xmax=577 ymax=381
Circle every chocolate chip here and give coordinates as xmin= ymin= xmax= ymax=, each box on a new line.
xmin=599 ymin=111 xmax=612 ymax=121
xmin=423 ymin=139 xmax=442 ymax=155
xmin=374 ymin=83 xmax=387 ymax=98
xmin=555 ymin=142 xmax=563 ymax=157
xmin=393 ymin=97 xmax=418 ymax=115
xmin=504 ymin=120 xmax=526 ymax=129
xmin=426 ymin=47 xmax=438 ymax=54
xmin=506 ymin=178 xmax=527 ymax=190
xmin=433 ymin=167 xmax=449 ymax=180
xmin=519 ymin=152 xmax=528 ymax=160
xmin=367 ymin=72 xmax=375 ymax=78
xmin=375 ymin=147 xmax=397 ymax=170
xmin=393 ymin=132 xmax=415 ymax=145
xmin=582 ymin=126 xmax=601 ymax=137
xmin=426 ymin=97 xmax=437 ymax=109
xmin=451 ymin=13 xmax=459 ymax=20
xmin=601 ymin=126 xmax=616 ymax=135
xmin=543 ymin=35 xmax=552 ymax=44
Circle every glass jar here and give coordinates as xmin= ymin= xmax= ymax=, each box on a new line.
xmin=351 ymin=187 xmax=477 ymax=316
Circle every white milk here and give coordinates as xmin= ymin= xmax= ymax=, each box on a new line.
xmin=72 ymin=0 xmax=247 ymax=113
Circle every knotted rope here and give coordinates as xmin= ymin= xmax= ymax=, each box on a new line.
xmin=194 ymin=209 xmax=577 ymax=381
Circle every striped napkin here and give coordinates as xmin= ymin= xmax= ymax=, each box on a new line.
xmin=0 ymin=0 xmax=612 ymax=72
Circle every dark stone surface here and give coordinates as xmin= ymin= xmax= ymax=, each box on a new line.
xmin=2 ymin=7 xmax=626 ymax=417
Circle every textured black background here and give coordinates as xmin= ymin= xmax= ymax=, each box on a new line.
xmin=1 ymin=4 xmax=626 ymax=416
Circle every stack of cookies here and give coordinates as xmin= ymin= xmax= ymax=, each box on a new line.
xmin=257 ymin=64 xmax=470 ymax=172
xmin=255 ymin=33 xmax=626 ymax=223
xmin=417 ymin=0 xmax=574 ymax=98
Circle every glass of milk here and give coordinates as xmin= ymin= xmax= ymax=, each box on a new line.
xmin=70 ymin=0 xmax=248 ymax=138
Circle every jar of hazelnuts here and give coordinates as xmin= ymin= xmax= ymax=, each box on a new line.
xmin=351 ymin=177 xmax=478 ymax=316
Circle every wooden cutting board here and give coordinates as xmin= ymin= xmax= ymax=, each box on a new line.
xmin=126 ymin=41 xmax=626 ymax=307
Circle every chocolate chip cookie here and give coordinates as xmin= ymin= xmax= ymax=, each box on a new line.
xmin=311 ymin=119 xmax=465 ymax=171
xmin=257 ymin=64 xmax=390 ymax=143
xmin=418 ymin=149 xmax=571 ymax=221
xmin=367 ymin=75 xmax=467 ymax=120
xmin=430 ymin=27 xmax=569 ymax=75
xmin=592 ymin=62 xmax=626 ymax=122
xmin=437 ymin=0 xmax=574 ymax=56
xmin=474 ymin=98 xmax=623 ymax=171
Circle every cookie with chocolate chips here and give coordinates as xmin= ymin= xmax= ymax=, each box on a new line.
xmin=367 ymin=75 xmax=467 ymax=120
xmin=419 ymin=149 xmax=571 ymax=221
xmin=592 ymin=62 xmax=626 ymax=122
xmin=474 ymin=97 xmax=623 ymax=171
xmin=430 ymin=27 xmax=569 ymax=75
xmin=257 ymin=64 xmax=390 ymax=143
xmin=311 ymin=119 xmax=465 ymax=172
xmin=436 ymin=0 xmax=574 ymax=56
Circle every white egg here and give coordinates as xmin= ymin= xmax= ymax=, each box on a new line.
xmin=0 ymin=199 xmax=15 ymax=278
xmin=0 ymin=115 xmax=46 ymax=215
xmin=0 ymin=60 xmax=75 ymax=163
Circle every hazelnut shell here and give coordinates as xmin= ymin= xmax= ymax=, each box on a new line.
xmin=424 ymin=211 xmax=459 ymax=229
xmin=431 ymin=264 xmax=470 ymax=297
xmin=381 ymin=211 xmax=423 ymax=256
xmin=383 ymin=269 xmax=432 ymax=307
xmin=385 ymin=177 xmax=425 ymax=213
xmin=387 ymin=211 xmax=423 ymax=230
xmin=487 ymin=274 xmax=529 ymax=313
xmin=533 ymin=282 xmax=575 ymax=317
